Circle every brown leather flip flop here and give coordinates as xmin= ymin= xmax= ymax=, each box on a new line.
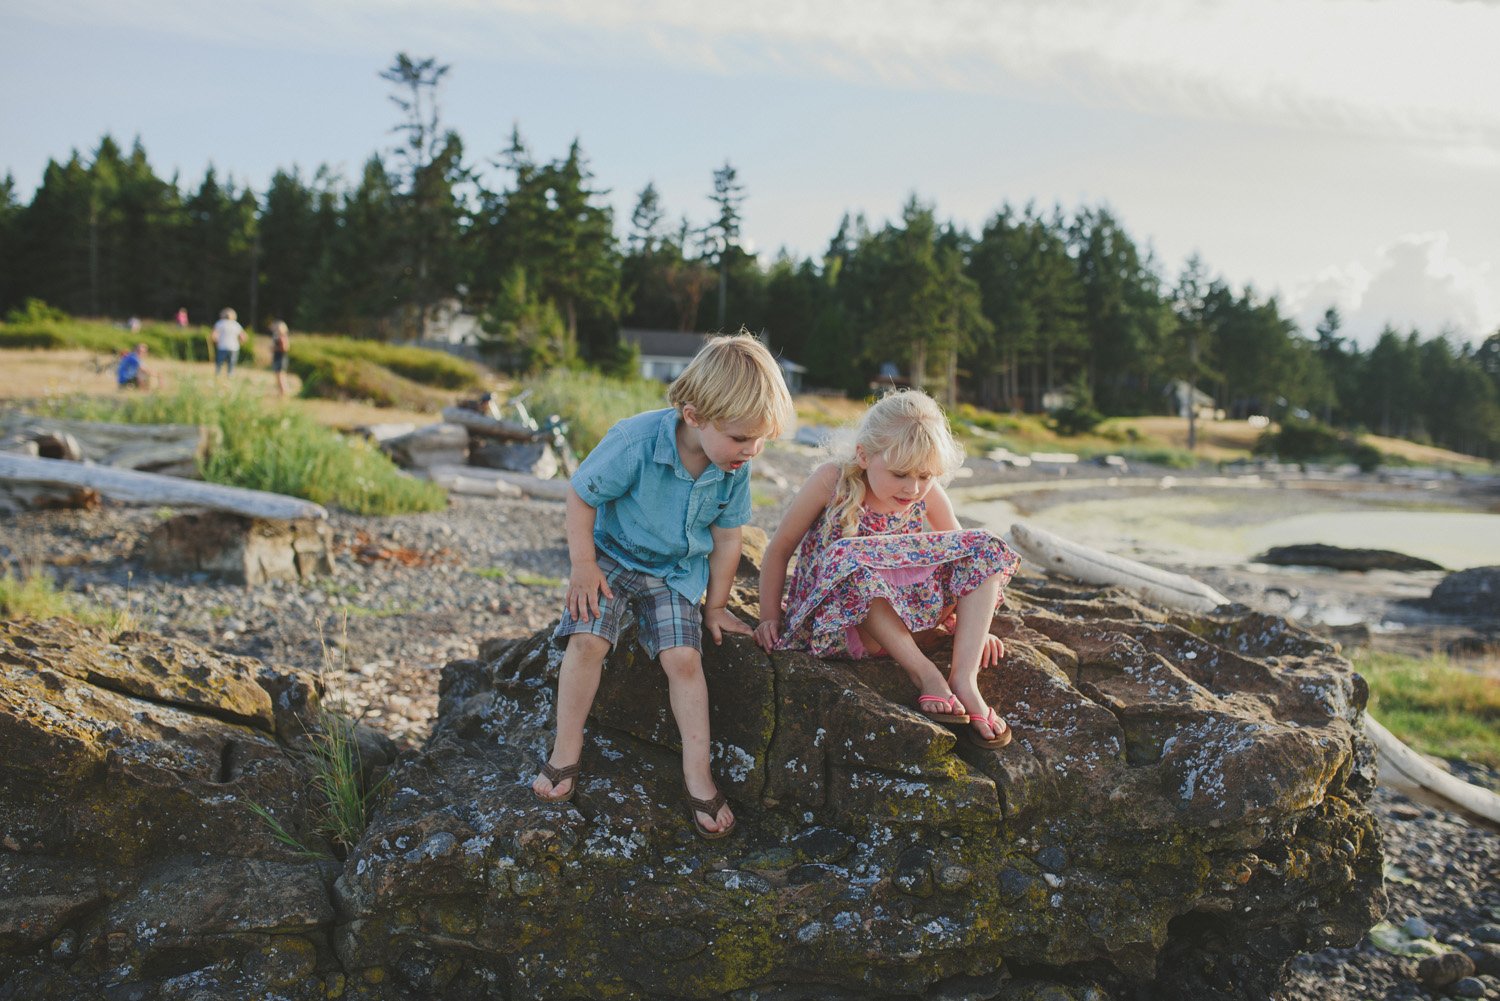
xmin=685 ymin=784 xmax=737 ymax=840
xmin=533 ymin=760 xmax=581 ymax=803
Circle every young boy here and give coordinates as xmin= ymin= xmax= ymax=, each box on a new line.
xmin=532 ymin=333 xmax=795 ymax=839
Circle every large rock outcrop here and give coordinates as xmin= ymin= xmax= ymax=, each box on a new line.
xmin=0 ymin=571 xmax=1387 ymax=1000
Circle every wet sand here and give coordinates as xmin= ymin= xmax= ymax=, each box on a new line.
xmin=954 ymin=470 xmax=1500 ymax=656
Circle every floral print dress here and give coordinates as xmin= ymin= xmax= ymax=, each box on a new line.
xmin=774 ymin=499 xmax=1019 ymax=659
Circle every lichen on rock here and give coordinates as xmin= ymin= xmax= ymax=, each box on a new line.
xmin=0 ymin=564 xmax=1387 ymax=1000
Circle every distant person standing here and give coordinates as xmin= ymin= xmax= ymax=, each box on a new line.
xmin=211 ymin=308 xmax=247 ymax=376
xmin=175 ymin=307 xmax=189 ymax=329
xmin=269 ymin=320 xmax=291 ymax=397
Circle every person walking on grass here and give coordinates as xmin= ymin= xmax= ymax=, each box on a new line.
xmin=269 ymin=320 xmax=291 ymax=396
xmin=210 ymin=308 xmax=247 ymax=376
xmin=532 ymin=332 xmax=795 ymax=840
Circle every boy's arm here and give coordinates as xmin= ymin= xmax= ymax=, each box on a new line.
xmin=564 ymin=484 xmax=614 ymax=622
xmin=703 ymin=524 xmax=751 ymax=645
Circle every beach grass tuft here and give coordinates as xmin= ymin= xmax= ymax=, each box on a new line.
xmin=1355 ymin=649 xmax=1500 ymax=768
xmin=36 ymin=380 xmax=446 ymax=514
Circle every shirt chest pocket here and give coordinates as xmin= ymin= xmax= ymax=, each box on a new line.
xmin=689 ymin=497 xmax=730 ymax=532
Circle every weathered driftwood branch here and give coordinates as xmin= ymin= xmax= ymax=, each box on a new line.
xmin=0 ymin=412 xmax=218 ymax=475
xmin=0 ymin=454 xmax=326 ymax=520
xmin=377 ymin=422 xmax=469 ymax=470
xmin=423 ymin=463 xmax=567 ymax=500
xmin=439 ymin=407 xmax=543 ymax=442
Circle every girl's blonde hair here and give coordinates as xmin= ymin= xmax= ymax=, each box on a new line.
xmin=826 ymin=391 xmax=965 ymax=537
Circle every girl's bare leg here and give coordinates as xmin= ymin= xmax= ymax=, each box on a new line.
xmin=948 ymin=572 xmax=1005 ymax=738
xmin=533 ymin=632 xmax=609 ymax=799
xmin=658 ymin=646 xmax=733 ymax=833
xmin=858 ymin=597 xmax=955 ymax=700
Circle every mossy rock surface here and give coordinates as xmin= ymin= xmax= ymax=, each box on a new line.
xmin=0 ymin=570 xmax=1387 ymax=1000
xmin=335 ymin=573 xmax=1385 ymax=999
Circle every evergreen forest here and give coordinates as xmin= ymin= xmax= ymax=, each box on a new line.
xmin=1 ymin=55 xmax=1497 ymax=459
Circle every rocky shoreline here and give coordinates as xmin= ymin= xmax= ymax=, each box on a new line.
xmin=2 ymin=441 xmax=1498 ymax=1000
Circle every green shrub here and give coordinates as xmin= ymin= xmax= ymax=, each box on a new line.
xmin=1049 ymin=404 xmax=1106 ymax=437
xmin=1255 ymin=417 xmax=1380 ymax=469
xmin=295 ymin=337 xmax=484 ymax=391
xmin=39 ymin=381 xmax=446 ymax=515
xmin=1116 ymin=446 xmax=1203 ymax=469
xmin=521 ymin=368 xmax=668 ymax=456
xmin=0 ymin=316 xmax=213 ymax=362
xmin=4 ymin=298 xmax=70 ymax=324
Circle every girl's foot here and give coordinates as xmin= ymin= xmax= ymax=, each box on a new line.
xmin=916 ymin=693 xmax=970 ymax=723
xmin=964 ymin=707 xmax=1012 ymax=749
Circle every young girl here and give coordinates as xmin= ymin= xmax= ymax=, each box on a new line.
xmin=753 ymin=391 xmax=1020 ymax=748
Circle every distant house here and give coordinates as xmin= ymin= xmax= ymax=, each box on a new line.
xmin=618 ymin=328 xmax=805 ymax=392
xmin=1164 ymin=380 xmax=1217 ymax=420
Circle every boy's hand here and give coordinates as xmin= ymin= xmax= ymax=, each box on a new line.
xmin=752 ymin=618 xmax=780 ymax=651
xmin=704 ymin=605 xmax=752 ymax=645
xmin=566 ymin=562 xmax=613 ymax=622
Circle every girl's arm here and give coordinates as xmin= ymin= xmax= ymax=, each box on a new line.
xmin=923 ymin=483 xmax=961 ymax=532
xmin=754 ymin=462 xmax=839 ymax=649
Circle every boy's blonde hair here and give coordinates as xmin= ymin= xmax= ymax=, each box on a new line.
xmin=827 ymin=390 xmax=965 ymax=537
xmin=669 ymin=331 xmax=796 ymax=438
xmin=220 ymin=307 xmax=236 ymax=321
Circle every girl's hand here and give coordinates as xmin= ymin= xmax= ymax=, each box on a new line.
xmin=704 ymin=605 xmax=752 ymax=645
xmin=753 ymin=618 xmax=781 ymax=651
xmin=980 ymin=633 xmax=1005 ymax=669
xmin=566 ymin=562 xmax=613 ymax=622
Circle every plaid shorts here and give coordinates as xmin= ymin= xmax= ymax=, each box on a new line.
xmin=552 ymin=552 xmax=703 ymax=658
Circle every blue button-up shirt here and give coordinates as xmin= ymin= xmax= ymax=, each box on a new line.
xmin=571 ymin=408 xmax=752 ymax=603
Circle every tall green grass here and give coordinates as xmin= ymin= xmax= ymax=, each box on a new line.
xmin=0 ymin=563 xmax=139 ymax=635
xmin=38 ymin=380 xmax=446 ymax=514
xmin=1355 ymin=649 xmax=1500 ymax=768
xmin=521 ymin=368 xmax=668 ymax=456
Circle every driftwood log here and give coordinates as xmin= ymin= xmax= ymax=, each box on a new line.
xmin=423 ymin=463 xmax=567 ymax=500
xmin=142 ymin=511 xmax=334 ymax=585
xmin=439 ymin=406 xmax=542 ymax=441
xmin=376 ymin=422 xmax=469 ymax=470
xmin=0 ymin=412 xmax=217 ymax=477
xmin=0 ymin=454 xmax=326 ymax=521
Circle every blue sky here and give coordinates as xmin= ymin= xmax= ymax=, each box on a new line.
xmin=4 ymin=0 xmax=1498 ymax=347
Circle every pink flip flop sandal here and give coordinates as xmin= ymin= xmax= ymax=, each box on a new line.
xmin=964 ymin=708 xmax=1012 ymax=750
xmin=916 ymin=694 xmax=970 ymax=724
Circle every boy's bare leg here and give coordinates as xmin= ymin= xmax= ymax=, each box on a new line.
xmin=534 ymin=632 xmax=610 ymax=800
xmin=657 ymin=646 xmax=733 ymax=833
xmin=948 ymin=572 xmax=1005 ymax=736
xmin=858 ymin=598 xmax=957 ymax=701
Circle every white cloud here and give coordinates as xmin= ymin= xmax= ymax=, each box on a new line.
xmin=22 ymin=0 xmax=1500 ymax=149
xmin=1291 ymin=233 xmax=1499 ymax=346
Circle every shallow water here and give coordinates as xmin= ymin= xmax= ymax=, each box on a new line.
xmin=960 ymin=482 xmax=1500 ymax=571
